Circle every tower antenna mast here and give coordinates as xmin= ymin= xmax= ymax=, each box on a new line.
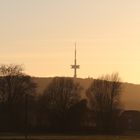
xmin=71 ymin=42 xmax=80 ymax=79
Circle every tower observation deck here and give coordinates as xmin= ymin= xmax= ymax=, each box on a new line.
xmin=71 ymin=43 xmax=80 ymax=79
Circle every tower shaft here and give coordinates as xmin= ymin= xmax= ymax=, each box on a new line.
xmin=71 ymin=43 xmax=80 ymax=79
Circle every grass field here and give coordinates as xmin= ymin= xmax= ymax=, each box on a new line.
xmin=0 ymin=135 xmax=140 ymax=140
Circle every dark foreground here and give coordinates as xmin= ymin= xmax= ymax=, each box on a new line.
xmin=0 ymin=134 xmax=140 ymax=140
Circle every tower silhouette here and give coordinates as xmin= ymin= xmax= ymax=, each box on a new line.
xmin=71 ymin=43 xmax=80 ymax=79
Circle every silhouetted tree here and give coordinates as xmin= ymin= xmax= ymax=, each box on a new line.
xmin=87 ymin=73 xmax=123 ymax=133
xmin=67 ymin=99 xmax=88 ymax=131
xmin=0 ymin=64 xmax=36 ymax=131
xmin=39 ymin=77 xmax=82 ymax=131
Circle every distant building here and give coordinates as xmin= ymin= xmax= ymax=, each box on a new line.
xmin=120 ymin=110 xmax=140 ymax=131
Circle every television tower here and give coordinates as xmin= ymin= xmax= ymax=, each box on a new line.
xmin=71 ymin=42 xmax=80 ymax=79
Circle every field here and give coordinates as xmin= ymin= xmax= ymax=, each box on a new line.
xmin=0 ymin=135 xmax=140 ymax=140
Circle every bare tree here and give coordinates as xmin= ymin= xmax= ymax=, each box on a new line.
xmin=39 ymin=77 xmax=82 ymax=130
xmin=0 ymin=64 xmax=36 ymax=105
xmin=0 ymin=64 xmax=36 ymax=131
xmin=87 ymin=73 xmax=123 ymax=133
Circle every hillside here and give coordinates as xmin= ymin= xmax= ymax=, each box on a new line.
xmin=33 ymin=77 xmax=140 ymax=111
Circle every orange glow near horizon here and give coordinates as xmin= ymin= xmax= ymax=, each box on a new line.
xmin=0 ymin=0 xmax=140 ymax=83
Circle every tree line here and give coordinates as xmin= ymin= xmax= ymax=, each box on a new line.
xmin=0 ymin=64 xmax=123 ymax=134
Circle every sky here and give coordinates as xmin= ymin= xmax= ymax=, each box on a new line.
xmin=0 ymin=0 xmax=140 ymax=84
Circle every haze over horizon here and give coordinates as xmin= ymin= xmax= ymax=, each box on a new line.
xmin=1 ymin=0 xmax=140 ymax=84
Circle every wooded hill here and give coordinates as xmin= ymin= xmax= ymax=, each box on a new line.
xmin=33 ymin=77 xmax=140 ymax=111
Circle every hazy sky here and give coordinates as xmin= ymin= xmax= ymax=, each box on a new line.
xmin=0 ymin=0 xmax=140 ymax=83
